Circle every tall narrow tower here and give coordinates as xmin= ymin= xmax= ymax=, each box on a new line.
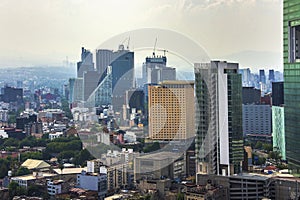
xmin=194 ymin=61 xmax=243 ymax=176
xmin=283 ymin=0 xmax=300 ymax=173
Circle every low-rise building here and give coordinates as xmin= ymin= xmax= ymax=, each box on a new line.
xmin=47 ymin=179 xmax=65 ymax=196
xmin=11 ymin=172 xmax=56 ymax=188
xmin=134 ymin=151 xmax=183 ymax=181
xmin=49 ymin=132 xmax=63 ymax=140
xmin=21 ymin=159 xmax=51 ymax=172
xmin=77 ymin=170 xmax=107 ymax=200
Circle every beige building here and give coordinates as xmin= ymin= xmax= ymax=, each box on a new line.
xmin=148 ymin=81 xmax=195 ymax=140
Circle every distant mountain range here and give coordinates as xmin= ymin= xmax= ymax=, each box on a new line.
xmin=219 ymin=50 xmax=282 ymax=71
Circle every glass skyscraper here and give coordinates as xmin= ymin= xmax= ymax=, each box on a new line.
xmin=283 ymin=0 xmax=300 ymax=173
xmin=194 ymin=61 xmax=243 ymax=176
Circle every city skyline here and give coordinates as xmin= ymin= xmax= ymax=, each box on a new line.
xmin=0 ymin=0 xmax=282 ymax=71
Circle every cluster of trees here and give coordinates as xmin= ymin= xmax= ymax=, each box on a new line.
xmin=254 ymin=141 xmax=273 ymax=152
xmin=43 ymin=136 xmax=94 ymax=166
xmin=0 ymin=136 xmax=48 ymax=151
xmin=143 ymin=142 xmax=160 ymax=153
xmin=0 ymin=134 xmax=95 ymax=179
xmin=8 ymin=182 xmax=49 ymax=200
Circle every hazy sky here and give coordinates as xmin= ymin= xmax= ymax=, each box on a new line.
xmin=0 ymin=0 xmax=282 ymax=71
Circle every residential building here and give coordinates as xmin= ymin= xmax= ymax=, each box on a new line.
xmin=283 ymin=0 xmax=300 ymax=173
xmin=77 ymin=170 xmax=107 ymax=199
xmin=185 ymin=150 xmax=196 ymax=176
xmin=194 ymin=61 xmax=244 ymax=176
xmin=242 ymin=104 xmax=272 ymax=136
xmin=148 ymin=80 xmax=195 ymax=140
xmin=49 ymin=132 xmax=64 ymax=140
xmin=11 ymin=172 xmax=55 ymax=189
xmin=16 ymin=113 xmax=37 ymax=131
xmin=47 ymin=179 xmax=65 ymax=196
xmin=87 ymin=159 xmax=104 ymax=173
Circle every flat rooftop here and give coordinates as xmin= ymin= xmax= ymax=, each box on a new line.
xmin=136 ymin=151 xmax=181 ymax=161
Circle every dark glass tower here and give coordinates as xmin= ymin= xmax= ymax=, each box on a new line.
xmin=284 ymin=0 xmax=300 ymax=173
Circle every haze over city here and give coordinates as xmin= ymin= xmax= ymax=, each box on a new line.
xmin=0 ymin=0 xmax=282 ymax=71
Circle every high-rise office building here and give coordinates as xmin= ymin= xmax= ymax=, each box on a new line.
xmin=85 ymin=66 xmax=112 ymax=108
xmin=259 ymin=69 xmax=266 ymax=84
xmin=96 ymin=49 xmax=114 ymax=78
xmin=148 ymin=80 xmax=195 ymax=140
xmin=239 ymin=68 xmax=252 ymax=87
xmin=81 ymin=45 xmax=134 ymax=112
xmin=77 ymin=47 xmax=94 ymax=78
xmin=283 ymin=0 xmax=300 ymax=173
xmin=73 ymin=78 xmax=84 ymax=103
xmin=194 ymin=61 xmax=243 ymax=176
xmin=269 ymin=69 xmax=275 ymax=82
xmin=272 ymin=82 xmax=284 ymax=106
xmin=142 ymin=55 xmax=176 ymax=84
xmin=1 ymin=86 xmax=23 ymax=103
xmin=83 ymin=71 xmax=101 ymax=101
xmin=242 ymin=87 xmax=261 ymax=105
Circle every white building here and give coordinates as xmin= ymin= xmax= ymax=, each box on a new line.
xmin=0 ymin=109 xmax=8 ymax=122
xmin=47 ymin=179 xmax=64 ymax=195
xmin=0 ymin=129 xmax=8 ymax=138
xmin=124 ymin=132 xmax=137 ymax=143
xmin=49 ymin=132 xmax=64 ymax=140
xmin=77 ymin=170 xmax=107 ymax=199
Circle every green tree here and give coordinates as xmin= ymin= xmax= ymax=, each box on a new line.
xmin=263 ymin=143 xmax=273 ymax=152
xmin=8 ymin=182 xmax=27 ymax=199
xmin=20 ymin=152 xmax=43 ymax=162
xmin=27 ymin=184 xmax=48 ymax=198
xmin=177 ymin=192 xmax=184 ymax=200
xmin=74 ymin=149 xmax=94 ymax=166
xmin=15 ymin=166 xmax=30 ymax=176
xmin=143 ymin=142 xmax=160 ymax=153
xmin=3 ymin=138 xmax=19 ymax=148
xmin=255 ymin=141 xmax=263 ymax=149
xmin=0 ymin=163 xmax=8 ymax=178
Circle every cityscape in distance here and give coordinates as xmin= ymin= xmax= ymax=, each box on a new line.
xmin=1 ymin=1 xmax=300 ymax=200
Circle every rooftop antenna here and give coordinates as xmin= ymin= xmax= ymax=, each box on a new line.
xmin=153 ymin=37 xmax=157 ymax=57
xmin=121 ymin=37 xmax=130 ymax=50
xmin=127 ymin=37 xmax=130 ymax=50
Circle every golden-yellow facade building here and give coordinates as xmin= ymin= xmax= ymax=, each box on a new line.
xmin=148 ymin=81 xmax=195 ymax=140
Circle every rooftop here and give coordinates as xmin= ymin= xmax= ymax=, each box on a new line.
xmin=21 ymin=159 xmax=50 ymax=170
xmin=11 ymin=173 xmax=56 ymax=181
xmin=53 ymin=167 xmax=87 ymax=175
xmin=136 ymin=151 xmax=181 ymax=161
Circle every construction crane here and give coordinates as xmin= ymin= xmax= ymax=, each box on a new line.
xmin=157 ymin=49 xmax=168 ymax=56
